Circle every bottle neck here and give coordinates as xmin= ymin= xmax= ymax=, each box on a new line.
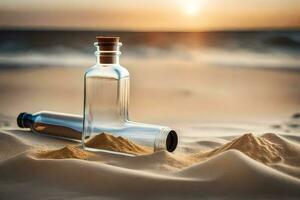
xmin=96 ymin=53 xmax=120 ymax=65
xmin=17 ymin=112 xmax=35 ymax=128
xmin=94 ymin=42 xmax=122 ymax=65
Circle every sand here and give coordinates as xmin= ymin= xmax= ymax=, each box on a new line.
xmin=1 ymin=65 xmax=300 ymax=199
xmin=1 ymin=129 xmax=299 ymax=199
xmin=193 ymin=133 xmax=283 ymax=163
xmin=32 ymin=133 xmax=300 ymax=177
xmin=1 ymin=63 xmax=300 ymax=124
xmin=36 ymin=145 xmax=93 ymax=160
xmin=84 ymin=133 xmax=153 ymax=155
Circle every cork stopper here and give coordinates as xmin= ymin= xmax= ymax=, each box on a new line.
xmin=96 ymin=36 xmax=120 ymax=43
xmin=95 ymin=36 xmax=121 ymax=64
xmin=96 ymin=36 xmax=120 ymax=52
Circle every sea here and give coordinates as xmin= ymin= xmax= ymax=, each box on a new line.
xmin=0 ymin=29 xmax=299 ymax=70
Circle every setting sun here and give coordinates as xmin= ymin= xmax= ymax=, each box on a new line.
xmin=182 ymin=0 xmax=205 ymax=16
xmin=184 ymin=3 xmax=198 ymax=16
xmin=0 ymin=0 xmax=299 ymax=30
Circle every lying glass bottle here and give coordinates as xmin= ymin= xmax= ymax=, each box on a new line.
xmin=82 ymin=36 xmax=178 ymax=155
xmin=17 ymin=111 xmax=82 ymax=140
xmin=17 ymin=111 xmax=178 ymax=155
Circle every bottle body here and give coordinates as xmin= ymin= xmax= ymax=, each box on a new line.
xmin=82 ymin=63 xmax=132 ymax=153
xmin=17 ymin=111 xmax=82 ymax=140
xmin=82 ymin=37 xmax=178 ymax=155
xmin=84 ymin=64 xmax=129 ymax=127
xmin=17 ymin=111 xmax=178 ymax=154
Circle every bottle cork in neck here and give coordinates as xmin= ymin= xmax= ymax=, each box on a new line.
xmin=96 ymin=36 xmax=120 ymax=64
xmin=96 ymin=36 xmax=120 ymax=51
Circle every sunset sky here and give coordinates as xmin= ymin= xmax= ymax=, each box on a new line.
xmin=0 ymin=0 xmax=299 ymax=31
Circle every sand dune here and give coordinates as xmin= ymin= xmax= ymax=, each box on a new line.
xmin=0 ymin=130 xmax=30 ymax=160
xmin=175 ymin=150 xmax=300 ymax=196
xmin=1 ymin=149 xmax=300 ymax=199
xmin=1 ymin=129 xmax=300 ymax=199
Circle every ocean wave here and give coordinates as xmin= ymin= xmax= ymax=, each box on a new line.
xmin=264 ymin=36 xmax=300 ymax=48
xmin=1 ymin=30 xmax=300 ymax=70
xmin=0 ymin=51 xmax=93 ymax=68
xmin=0 ymin=46 xmax=299 ymax=70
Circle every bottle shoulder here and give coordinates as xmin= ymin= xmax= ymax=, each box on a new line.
xmin=85 ymin=64 xmax=129 ymax=79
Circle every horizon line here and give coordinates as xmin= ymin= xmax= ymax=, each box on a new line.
xmin=1 ymin=26 xmax=300 ymax=33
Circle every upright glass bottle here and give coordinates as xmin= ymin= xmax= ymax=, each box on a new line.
xmin=83 ymin=36 xmax=177 ymax=155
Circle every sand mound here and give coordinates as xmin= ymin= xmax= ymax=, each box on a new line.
xmin=85 ymin=133 xmax=152 ymax=155
xmin=36 ymin=145 xmax=92 ymax=160
xmin=194 ymin=133 xmax=284 ymax=163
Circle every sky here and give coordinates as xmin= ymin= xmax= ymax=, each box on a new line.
xmin=0 ymin=0 xmax=300 ymax=31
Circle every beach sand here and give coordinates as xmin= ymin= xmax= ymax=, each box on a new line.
xmin=1 ymin=62 xmax=300 ymax=199
xmin=0 ymin=129 xmax=300 ymax=200
xmin=0 ymin=61 xmax=300 ymax=124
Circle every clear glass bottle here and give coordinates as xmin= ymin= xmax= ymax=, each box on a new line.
xmin=17 ymin=111 xmax=177 ymax=152
xmin=17 ymin=111 xmax=82 ymax=140
xmin=83 ymin=36 xmax=177 ymax=155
